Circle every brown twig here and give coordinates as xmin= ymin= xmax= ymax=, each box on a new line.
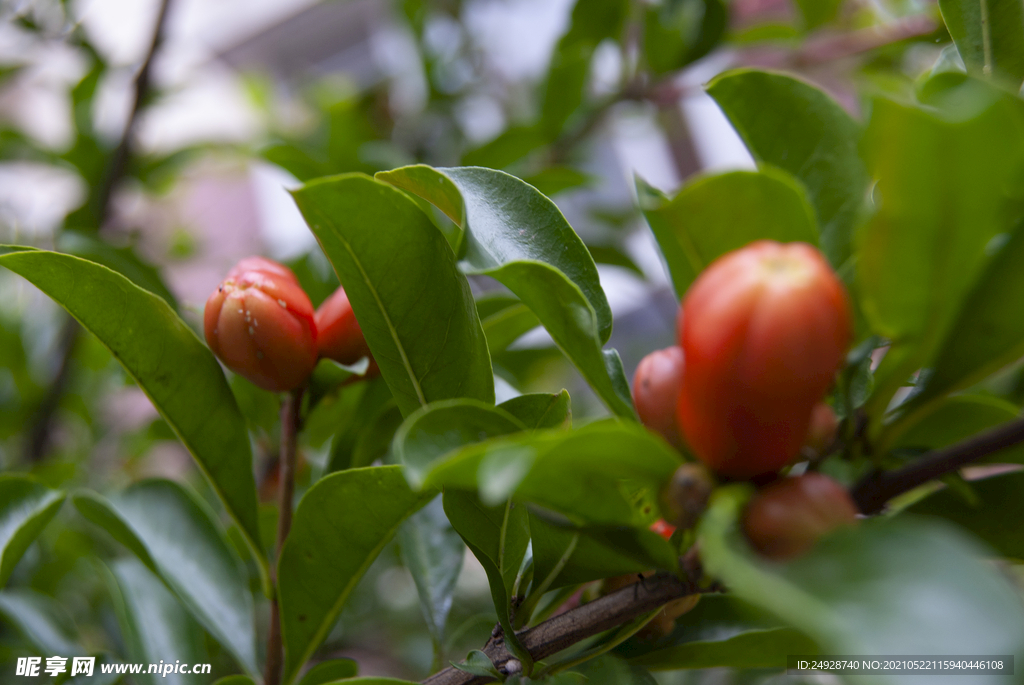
xmin=851 ymin=414 xmax=1024 ymax=515
xmin=265 ymin=386 xmax=304 ymax=685
xmin=23 ymin=0 xmax=173 ymax=463
xmin=422 ymin=573 xmax=705 ymax=685
xmin=94 ymin=0 xmax=173 ymax=220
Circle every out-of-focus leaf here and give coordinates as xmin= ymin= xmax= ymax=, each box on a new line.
xmin=323 ymin=379 xmax=396 ymax=473
xmin=73 ymin=481 xmax=257 ymax=674
xmin=0 ymin=247 xmax=264 ymax=576
xmin=643 ymin=0 xmax=727 ymax=75
xmin=108 ymin=558 xmax=207 ymax=685
xmin=291 ymin=175 xmax=494 ymax=417
xmin=452 ymin=649 xmax=501 ymax=678
xmin=895 ymin=222 xmax=1024 ymax=428
xmin=637 ymin=169 xmax=818 ymax=298
xmin=621 ymin=594 xmax=817 ymax=670
xmin=462 ymin=126 xmax=547 ymax=169
xmin=793 ymin=0 xmax=843 ymax=30
xmin=857 ymin=81 xmax=1024 ymax=418
xmin=443 ymin=490 xmax=530 ymax=664
xmin=700 ymin=486 xmax=1024 ymax=683
xmin=530 ymin=512 xmax=676 ymax=589
xmin=572 ymin=655 xmax=657 ymax=685
xmin=377 ymin=166 xmax=633 ymax=419
xmin=397 ymin=497 xmax=464 ymax=648
xmin=394 ymin=399 xmax=524 ymax=491
xmin=587 ymin=244 xmax=644 ymax=277
xmin=521 ymin=166 xmax=594 ymax=196
xmin=939 ymin=0 xmax=1024 ymax=86
xmin=909 ymin=471 xmax=1024 ymax=559
xmin=0 ymin=588 xmax=79 ymax=655
xmin=295 ymin=659 xmax=359 ymax=685
xmin=279 ymin=466 xmax=434 ymax=681
xmin=707 ymin=69 xmax=868 ymax=268
xmin=886 ymin=395 xmax=1023 ymax=464
xmin=541 ymin=0 xmax=628 ymax=137
xmin=350 ymin=403 xmax=403 ymax=468
xmin=0 ymin=475 xmax=64 ymax=588
xmin=498 ymin=391 xmax=571 ymax=429
xmin=481 ymin=302 xmax=540 ymax=353
xmin=423 ymin=422 xmax=683 ymax=526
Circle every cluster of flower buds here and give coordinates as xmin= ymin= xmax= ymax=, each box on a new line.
xmin=204 ymin=256 xmax=372 ymax=392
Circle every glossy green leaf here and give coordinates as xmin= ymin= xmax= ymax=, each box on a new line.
xmin=898 ymin=223 xmax=1024 ymax=424
xmin=0 ymin=474 xmax=64 ymax=588
xmin=857 ymin=83 xmax=1024 ymax=417
xmin=541 ymin=0 xmax=628 ymax=137
xmin=0 ymin=247 xmax=264 ymax=572
xmin=424 ymin=421 xmax=683 ymax=526
xmin=296 ymin=659 xmax=359 ymax=685
xmin=885 ymin=395 xmax=1023 ymax=463
xmin=700 ymin=486 xmax=1024 ymax=680
xmin=394 ymin=399 xmax=525 ymax=490
xmin=530 ymin=512 xmax=676 ymax=589
xmin=621 ymin=594 xmax=816 ymax=670
xmin=642 ymin=0 xmax=727 ymax=75
xmin=939 ymin=0 xmax=1024 ymax=85
xmin=279 ymin=466 xmax=435 ymax=682
xmin=793 ymin=0 xmax=842 ymax=29
xmin=397 ymin=496 xmax=464 ymax=647
xmin=73 ymin=480 xmax=257 ymax=674
xmin=0 ymin=588 xmax=79 ymax=655
xmin=443 ymin=490 xmax=531 ymax=665
xmin=58 ymin=231 xmax=178 ymax=308
xmin=376 ymin=166 xmax=633 ymax=419
xmin=909 ymin=471 xmax=1024 ymax=559
xmin=637 ymin=169 xmax=818 ymax=297
xmin=291 ymin=174 xmax=494 ymax=417
xmin=108 ymin=558 xmax=207 ymax=685
xmin=498 ymin=391 xmax=572 ymax=429
xmin=707 ymin=69 xmax=869 ymax=268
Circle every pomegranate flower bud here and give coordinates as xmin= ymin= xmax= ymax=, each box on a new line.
xmin=315 ymin=286 xmax=372 ymax=366
xmin=204 ymin=258 xmax=318 ymax=393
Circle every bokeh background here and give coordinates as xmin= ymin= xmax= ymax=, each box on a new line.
xmin=0 ymin=0 xmax=947 ymax=682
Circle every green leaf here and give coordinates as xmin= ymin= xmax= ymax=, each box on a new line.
xmin=350 ymin=403 xmax=404 ymax=469
xmin=530 ymin=512 xmax=676 ymax=590
xmin=793 ymin=0 xmax=843 ymax=30
xmin=291 ymin=175 xmax=494 ymax=417
xmin=896 ymin=222 xmax=1024 ymax=425
xmin=909 ymin=471 xmax=1024 ymax=559
xmin=885 ymin=395 xmax=1023 ymax=463
xmin=376 ymin=166 xmax=633 ymax=419
xmin=621 ymin=594 xmax=816 ymax=670
xmin=857 ymin=82 xmax=1024 ymax=418
xmin=58 ymin=231 xmax=178 ymax=309
xmin=394 ymin=399 xmax=525 ymax=491
xmin=706 ymin=69 xmax=869 ymax=268
xmin=72 ymin=480 xmax=257 ymax=674
xmin=700 ymin=486 xmax=1024 ymax=679
xmin=0 ymin=588 xmax=79 ymax=655
xmin=0 ymin=474 xmax=64 ymax=588
xmin=397 ymin=496 xmax=464 ymax=647
xmin=423 ymin=421 xmax=683 ymax=526
xmin=296 ymin=659 xmax=359 ymax=685
xmin=108 ymin=558 xmax=207 ymax=685
xmin=521 ymin=166 xmax=594 ymax=196
xmin=212 ymin=678 xmax=257 ymax=685
xmin=637 ymin=169 xmax=818 ymax=298
xmin=0 ymin=247 xmax=264 ymax=573
xmin=462 ymin=125 xmax=547 ymax=169
xmin=317 ymin=679 xmax=417 ymax=685
xmin=482 ymin=302 xmax=541 ymax=353
xmin=498 ymin=391 xmax=572 ymax=429
xmin=443 ymin=490 xmax=531 ymax=666
xmin=541 ymin=0 xmax=629 ymax=137
xmin=452 ymin=649 xmax=501 ymax=679
xmin=642 ymin=0 xmax=727 ymax=75
xmin=939 ymin=0 xmax=1024 ymax=85
xmin=279 ymin=466 xmax=435 ymax=682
